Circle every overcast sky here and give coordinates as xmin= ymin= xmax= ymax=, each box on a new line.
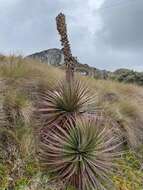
xmin=0 ymin=0 xmax=143 ymax=71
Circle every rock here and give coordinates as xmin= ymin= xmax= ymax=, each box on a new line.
xmin=27 ymin=48 xmax=110 ymax=79
xmin=27 ymin=48 xmax=64 ymax=66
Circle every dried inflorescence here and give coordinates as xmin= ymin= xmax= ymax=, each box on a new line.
xmin=56 ymin=13 xmax=77 ymax=82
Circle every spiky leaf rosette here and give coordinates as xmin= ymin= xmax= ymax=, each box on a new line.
xmin=39 ymin=118 xmax=121 ymax=190
xmin=38 ymin=80 xmax=94 ymax=126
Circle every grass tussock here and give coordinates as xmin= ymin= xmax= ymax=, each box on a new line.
xmin=84 ymin=78 xmax=143 ymax=149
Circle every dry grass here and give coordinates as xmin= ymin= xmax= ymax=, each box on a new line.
xmin=1 ymin=55 xmax=143 ymax=150
xmin=84 ymin=78 xmax=143 ymax=149
xmin=0 ymin=55 xmax=64 ymax=94
xmin=0 ymin=55 xmax=143 ymax=189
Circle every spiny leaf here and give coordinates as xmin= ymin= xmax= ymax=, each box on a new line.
xmin=37 ymin=80 xmax=95 ymax=126
xmin=39 ymin=117 xmax=121 ymax=190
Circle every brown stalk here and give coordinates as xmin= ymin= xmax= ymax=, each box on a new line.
xmin=56 ymin=13 xmax=77 ymax=83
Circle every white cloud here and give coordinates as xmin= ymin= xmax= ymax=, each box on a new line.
xmin=0 ymin=0 xmax=143 ymax=71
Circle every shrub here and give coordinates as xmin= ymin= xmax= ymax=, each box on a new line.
xmin=112 ymin=151 xmax=143 ymax=190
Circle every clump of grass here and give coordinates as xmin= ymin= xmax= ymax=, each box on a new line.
xmin=85 ymin=78 xmax=143 ymax=149
xmin=0 ymin=55 xmax=33 ymax=79
xmin=1 ymin=55 xmax=61 ymax=76
xmin=0 ymin=119 xmax=38 ymax=189
xmin=4 ymin=89 xmax=33 ymax=127
xmin=103 ymin=99 xmax=143 ymax=149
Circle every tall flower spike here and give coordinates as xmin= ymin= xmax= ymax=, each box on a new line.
xmin=56 ymin=13 xmax=77 ymax=82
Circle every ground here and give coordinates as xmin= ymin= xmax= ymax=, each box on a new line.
xmin=0 ymin=55 xmax=143 ymax=190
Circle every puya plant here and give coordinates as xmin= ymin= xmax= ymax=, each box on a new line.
xmin=38 ymin=80 xmax=94 ymax=126
xmin=37 ymin=12 xmax=121 ymax=190
xmin=39 ymin=117 xmax=120 ymax=190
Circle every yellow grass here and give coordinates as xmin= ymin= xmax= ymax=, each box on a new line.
xmin=0 ymin=55 xmax=143 ymax=189
xmin=1 ymin=55 xmax=143 ymax=149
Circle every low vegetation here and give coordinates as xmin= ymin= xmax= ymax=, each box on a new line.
xmin=110 ymin=68 xmax=143 ymax=86
xmin=0 ymin=56 xmax=143 ymax=190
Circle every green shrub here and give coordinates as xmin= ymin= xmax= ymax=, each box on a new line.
xmin=112 ymin=151 xmax=143 ymax=190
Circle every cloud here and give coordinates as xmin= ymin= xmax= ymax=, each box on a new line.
xmin=0 ymin=0 xmax=99 ymax=55
xmin=0 ymin=0 xmax=64 ymax=54
xmin=87 ymin=0 xmax=143 ymax=71
xmin=97 ymin=0 xmax=143 ymax=51
xmin=0 ymin=0 xmax=143 ymax=71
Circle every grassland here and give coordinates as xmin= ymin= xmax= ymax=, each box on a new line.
xmin=0 ymin=55 xmax=143 ymax=190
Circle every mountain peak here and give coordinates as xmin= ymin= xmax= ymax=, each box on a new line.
xmin=27 ymin=48 xmax=64 ymax=66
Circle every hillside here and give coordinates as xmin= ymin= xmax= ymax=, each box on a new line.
xmin=27 ymin=48 xmax=109 ymax=79
xmin=0 ymin=55 xmax=143 ymax=190
xmin=27 ymin=49 xmax=143 ymax=85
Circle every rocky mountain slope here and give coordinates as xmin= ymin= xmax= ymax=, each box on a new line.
xmin=27 ymin=48 xmax=64 ymax=66
xmin=27 ymin=48 xmax=109 ymax=79
xmin=27 ymin=48 xmax=143 ymax=85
